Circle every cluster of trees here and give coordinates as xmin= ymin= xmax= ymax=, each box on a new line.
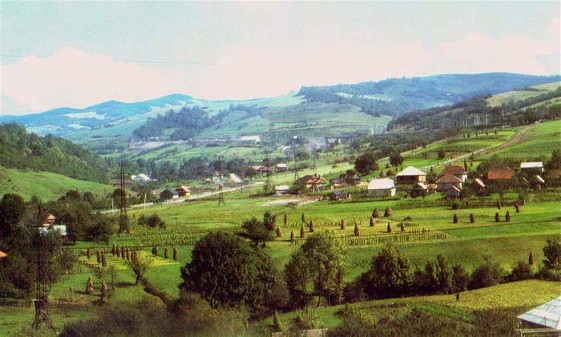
xmin=0 ymin=123 xmax=112 ymax=182
xmin=0 ymin=194 xmax=76 ymax=299
xmin=132 ymin=107 xmax=214 ymax=141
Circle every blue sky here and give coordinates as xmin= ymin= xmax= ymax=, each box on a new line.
xmin=1 ymin=1 xmax=559 ymax=115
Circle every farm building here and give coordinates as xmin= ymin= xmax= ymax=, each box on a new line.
xmin=330 ymin=172 xmax=361 ymax=188
xmin=160 ymin=188 xmax=179 ymax=201
xmin=472 ymin=178 xmax=486 ymax=194
xmin=520 ymin=162 xmax=544 ymax=173
xmin=295 ymin=174 xmax=325 ymax=192
xmin=443 ymin=165 xmax=468 ymax=182
xmin=329 ymin=191 xmax=352 ymax=201
xmin=175 ymin=186 xmax=191 ymax=197
xmin=275 ymin=163 xmax=288 ymax=173
xmin=518 ymin=296 xmax=561 ymax=336
xmin=487 ymin=166 xmax=516 ymax=182
xmin=436 ymin=174 xmax=463 ymax=192
xmin=131 ymin=173 xmax=151 ymax=183
xmin=368 ymin=178 xmax=396 ymax=197
xmin=274 ymin=185 xmax=290 ymax=195
xmin=396 ymin=166 xmax=427 ymax=185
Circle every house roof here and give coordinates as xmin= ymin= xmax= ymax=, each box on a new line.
xmin=436 ymin=174 xmax=463 ymax=184
xmin=330 ymin=191 xmax=350 ymax=196
xmin=520 ymin=162 xmax=544 ymax=169
xmin=368 ymin=178 xmax=396 ymax=190
xmin=295 ymin=174 xmax=325 ymax=185
xmin=229 ymin=173 xmax=243 ymax=184
xmin=518 ymin=296 xmax=561 ymax=330
xmin=534 ymin=175 xmax=545 ymax=183
xmin=276 ymin=163 xmax=288 ymax=168
xmin=447 ymin=186 xmax=461 ymax=193
xmin=416 ymin=182 xmax=428 ymax=190
xmin=396 ymin=166 xmax=427 ymax=177
xmin=175 ymin=186 xmax=191 ymax=192
xmin=160 ymin=188 xmax=178 ymax=195
xmin=275 ymin=185 xmax=290 ymax=191
xmin=473 ymin=178 xmax=486 ymax=188
xmin=0 ymin=250 xmax=7 ymax=259
xmin=443 ymin=165 xmax=467 ymax=175
xmin=488 ymin=166 xmax=516 ymax=180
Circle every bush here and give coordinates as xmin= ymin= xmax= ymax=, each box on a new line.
xmin=508 ymin=261 xmax=533 ymax=282
xmin=468 ymin=258 xmax=504 ymax=290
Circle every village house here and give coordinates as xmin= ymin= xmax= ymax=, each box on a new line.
xmin=517 ymin=296 xmax=561 ymax=335
xmin=328 ymin=191 xmax=352 ymax=201
xmin=443 ymin=165 xmax=468 ymax=182
xmin=487 ymin=166 xmax=516 ymax=182
xmin=472 ymin=178 xmax=486 ymax=194
xmin=520 ymin=161 xmax=544 ymax=174
xmin=274 ymin=185 xmax=290 ymax=195
xmin=436 ymin=174 xmax=463 ymax=192
xmin=330 ymin=172 xmax=361 ymax=188
xmin=131 ymin=173 xmax=151 ymax=183
xmin=396 ymin=166 xmax=427 ymax=185
xmin=295 ymin=174 xmax=325 ymax=192
xmin=159 ymin=188 xmax=179 ymax=201
xmin=368 ymin=178 xmax=396 ymax=197
xmin=275 ymin=163 xmax=288 ymax=173
xmin=175 ymin=186 xmax=191 ymax=197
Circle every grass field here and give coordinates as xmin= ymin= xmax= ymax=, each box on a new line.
xmin=487 ymin=81 xmax=561 ymax=107
xmin=480 ymin=119 xmax=561 ymax=161
xmin=0 ymin=166 xmax=112 ymax=201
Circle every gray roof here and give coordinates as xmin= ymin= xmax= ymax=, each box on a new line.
xmin=368 ymin=178 xmax=396 ymax=190
xmin=518 ymin=296 xmax=561 ymax=330
xmin=396 ymin=166 xmax=427 ymax=177
xmin=520 ymin=162 xmax=544 ymax=169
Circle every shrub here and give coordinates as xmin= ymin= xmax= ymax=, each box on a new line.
xmin=468 ymin=258 xmax=504 ymax=289
xmin=508 ymin=261 xmax=533 ymax=281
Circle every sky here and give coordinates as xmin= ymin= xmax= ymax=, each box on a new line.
xmin=1 ymin=1 xmax=559 ymax=115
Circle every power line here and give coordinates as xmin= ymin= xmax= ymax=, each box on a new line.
xmin=0 ymin=54 xmax=215 ymax=66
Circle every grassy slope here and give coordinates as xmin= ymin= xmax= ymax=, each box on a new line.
xmin=479 ymin=119 xmax=561 ymax=161
xmin=0 ymin=166 xmax=112 ymax=201
xmin=487 ymin=81 xmax=561 ymax=107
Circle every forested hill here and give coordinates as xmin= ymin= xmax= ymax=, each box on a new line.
xmin=0 ymin=123 xmax=113 ymax=182
xmin=298 ymin=73 xmax=561 ymax=117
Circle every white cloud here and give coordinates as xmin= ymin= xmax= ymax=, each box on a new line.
xmin=1 ymin=48 xmax=175 ymax=115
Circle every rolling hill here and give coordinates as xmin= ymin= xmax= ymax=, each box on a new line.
xmin=1 ymin=73 xmax=559 ymax=156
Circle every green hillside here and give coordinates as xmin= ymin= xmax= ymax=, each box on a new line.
xmin=0 ymin=166 xmax=112 ymax=201
xmin=0 ymin=123 xmax=114 ymax=182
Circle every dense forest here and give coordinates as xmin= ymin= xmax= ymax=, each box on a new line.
xmin=0 ymin=124 xmax=113 ymax=183
xmin=132 ymin=104 xmax=265 ymax=141
xmin=298 ymin=73 xmax=561 ymax=119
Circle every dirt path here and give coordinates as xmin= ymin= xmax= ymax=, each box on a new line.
xmin=421 ymin=124 xmax=535 ymax=171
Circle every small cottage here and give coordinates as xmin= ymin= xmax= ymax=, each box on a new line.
xmin=520 ymin=162 xmax=544 ymax=173
xmin=436 ymin=174 xmax=463 ymax=192
xmin=275 ymin=163 xmax=288 ymax=173
xmin=443 ymin=165 xmax=468 ymax=182
xmin=175 ymin=186 xmax=191 ymax=197
xmin=160 ymin=188 xmax=179 ymax=201
xmin=274 ymin=185 xmax=290 ymax=195
xmin=131 ymin=173 xmax=151 ymax=183
xmin=396 ymin=166 xmax=427 ymax=185
xmin=487 ymin=166 xmax=516 ymax=182
xmin=368 ymin=178 xmax=396 ymax=197
xmin=295 ymin=174 xmax=325 ymax=192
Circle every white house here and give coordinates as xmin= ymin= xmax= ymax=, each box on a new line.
xmin=368 ymin=178 xmax=396 ymax=197
xmin=396 ymin=166 xmax=427 ymax=185
xmin=274 ymin=185 xmax=290 ymax=195
xmin=131 ymin=173 xmax=151 ymax=183
xmin=520 ymin=162 xmax=544 ymax=173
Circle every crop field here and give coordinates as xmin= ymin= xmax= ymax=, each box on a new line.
xmin=480 ymin=119 xmax=561 ymax=161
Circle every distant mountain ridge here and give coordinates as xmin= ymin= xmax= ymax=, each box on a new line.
xmin=1 ymin=72 xmax=559 ymax=146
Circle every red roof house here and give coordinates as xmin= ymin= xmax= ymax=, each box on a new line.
xmin=487 ymin=166 xmax=516 ymax=181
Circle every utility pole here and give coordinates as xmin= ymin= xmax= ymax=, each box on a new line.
xmin=118 ymin=160 xmax=130 ymax=235
xmin=216 ymin=156 xmax=225 ymax=205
